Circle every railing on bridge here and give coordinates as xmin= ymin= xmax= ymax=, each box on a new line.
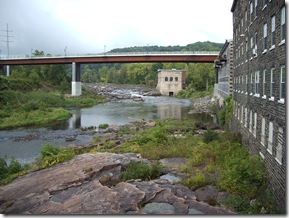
xmin=0 ymin=51 xmax=219 ymax=60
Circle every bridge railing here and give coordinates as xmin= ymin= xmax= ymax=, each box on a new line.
xmin=0 ymin=51 xmax=219 ymax=60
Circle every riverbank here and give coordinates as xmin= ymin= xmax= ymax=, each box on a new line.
xmin=0 ymin=117 xmax=277 ymax=214
xmin=0 ymin=77 xmax=106 ymax=130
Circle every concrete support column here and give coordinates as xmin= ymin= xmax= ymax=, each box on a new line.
xmin=6 ymin=65 xmax=10 ymax=77
xmin=71 ymin=62 xmax=81 ymax=96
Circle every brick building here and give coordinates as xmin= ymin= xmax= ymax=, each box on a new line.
xmin=230 ymin=0 xmax=286 ymax=212
xmin=214 ymin=39 xmax=234 ymax=102
xmin=156 ymin=69 xmax=186 ymax=96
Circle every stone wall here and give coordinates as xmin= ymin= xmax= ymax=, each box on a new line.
xmin=231 ymin=0 xmax=286 ymax=213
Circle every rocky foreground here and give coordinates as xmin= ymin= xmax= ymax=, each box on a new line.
xmin=0 ymin=150 xmax=235 ymax=215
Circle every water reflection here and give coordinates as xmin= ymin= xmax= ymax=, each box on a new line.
xmin=66 ymin=96 xmax=192 ymax=128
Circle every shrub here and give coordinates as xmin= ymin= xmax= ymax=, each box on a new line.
xmin=180 ymin=173 xmax=207 ymax=190
xmin=39 ymin=143 xmax=60 ymax=158
xmin=203 ymin=129 xmax=219 ymax=143
xmin=121 ymin=161 xmax=162 ymax=181
xmin=99 ymin=123 xmax=109 ymax=129
xmin=0 ymin=156 xmax=24 ymax=184
xmin=35 ymin=143 xmax=75 ymax=169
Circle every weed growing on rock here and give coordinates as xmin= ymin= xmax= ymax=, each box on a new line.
xmin=121 ymin=161 xmax=162 ymax=181
xmin=0 ymin=156 xmax=27 ymax=185
xmin=33 ymin=143 xmax=76 ymax=169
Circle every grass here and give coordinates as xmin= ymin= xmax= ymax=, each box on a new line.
xmin=121 ymin=160 xmax=162 ymax=181
xmin=0 ymin=107 xmax=72 ymax=130
xmin=0 ymin=85 xmax=106 ymax=130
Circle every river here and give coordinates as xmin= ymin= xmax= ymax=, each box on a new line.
xmin=0 ymin=91 xmax=213 ymax=165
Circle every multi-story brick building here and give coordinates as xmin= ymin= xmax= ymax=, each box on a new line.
xmin=214 ymin=39 xmax=234 ymax=102
xmin=230 ymin=0 xmax=286 ymax=213
xmin=156 ymin=69 xmax=186 ymax=96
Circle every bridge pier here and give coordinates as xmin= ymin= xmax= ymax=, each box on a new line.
xmin=71 ymin=62 xmax=81 ymax=96
xmin=6 ymin=65 xmax=10 ymax=77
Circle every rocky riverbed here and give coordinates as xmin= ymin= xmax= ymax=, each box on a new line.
xmin=0 ymin=152 xmax=234 ymax=215
xmin=84 ymin=83 xmax=161 ymax=102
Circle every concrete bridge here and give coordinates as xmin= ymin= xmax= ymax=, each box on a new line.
xmin=0 ymin=51 xmax=218 ymax=96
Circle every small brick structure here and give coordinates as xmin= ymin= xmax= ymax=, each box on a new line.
xmin=156 ymin=69 xmax=186 ymax=96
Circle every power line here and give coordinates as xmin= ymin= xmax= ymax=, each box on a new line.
xmin=1 ymin=23 xmax=14 ymax=58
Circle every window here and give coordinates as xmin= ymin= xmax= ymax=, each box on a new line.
xmin=255 ymin=0 xmax=258 ymax=17
xmin=244 ymin=107 xmax=248 ymax=127
xmin=245 ymin=39 xmax=248 ymax=59
xmin=263 ymin=0 xmax=268 ymax=8
xmin=250 ymin=1 xmax=254 ymax=22
xmin=175 ymin=77 xmax=178 ymax=82
xmin=251 ymin=73 xmax=254 ymax=94
xmin=242 ymin=75 xmax=244 ymax=92
xmin=238 ymin=103 xmax=240 ymax=119
xmin=262 ymin=69 xmax=266 ymax=97
xmin=249 ymin=110 xmax=253 ymax=132
xmin=271 ymin=15 xmax=276 ymax=47
xmin=241 ymin=106 xmax=244 ymax=123
xmin=255 ymin=71 xmax=259 ymax=95
xmin=253 ymin=112 xmax=257 ymax=137
xmin=276 ymin=127 xmax=283 ymax=164
xmin=281 ymin=6 xmax=285 ymax=42
xmin=267 ymin=122 xmax=273 ymax=154
xmin=261 ymin=117 xmax=266 ymax=145
xmin=246 ymin=75 xmax=248 ymax=93
xmin=270 ymin=68 xmax=274 ymax=98
xmin=280 ymin=65 xmax=285 ymax=100
xmin=250 ymin=36 xmax=254 ymax=56
xmin=255 ymin=32 xmax=258 ymax=55
xmin=263 ymin=23 xmax=267 ymax=51
xmin=169 ymin=77 xmax=173 ymax=81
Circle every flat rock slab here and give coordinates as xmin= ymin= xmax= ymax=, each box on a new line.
xmin=160 ymin=174 xmax=181 ymax=184
xmin=159 ymin=158 xmax=187 ymax=169
xmin=141 ymin=202 xmax=175 ymax=214
xmin=0 ymin=152 xmax=235 ymax=215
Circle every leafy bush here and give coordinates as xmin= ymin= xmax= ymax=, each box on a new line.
xmin=39 ymin=143 xmax=60 ymax=158
xmin=121 ymin=161 xmax=162 ymax=181
xmin=217 ymin=95 xmax=233 ymax=128
xmin=203 ymin=129 xmax=219 ymax=143
xmin=217 ymin=154 xmax=266 ymax=198
xmin=0 ymin=156 xmax=24 ymax=184
xmin=180 ymin=172 xmax=207 ymax=190
xmin=221 ymin=192 xmax=279 ymax=214
xmin=0 ymin=76 xmax=11 ymax=91
xmin=35 ymin=143 xmax=75 ymax=169
xmin=99 ymin=123 xmax=109 ymax=129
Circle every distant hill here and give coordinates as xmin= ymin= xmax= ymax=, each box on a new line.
xmin=109 ymin=41 xmax=224 ymax=53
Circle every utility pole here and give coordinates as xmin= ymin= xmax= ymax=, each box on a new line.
xmin=1 ymin=23 xmax=14 ymax=58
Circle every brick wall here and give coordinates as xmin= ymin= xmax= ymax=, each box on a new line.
xmin=231 ymin=0 xmax=286 ymax=213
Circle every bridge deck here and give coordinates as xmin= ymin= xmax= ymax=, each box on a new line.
xmin=0 ymin=52 xmax=218 ymax=65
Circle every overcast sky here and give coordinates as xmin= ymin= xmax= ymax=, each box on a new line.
xmin=0 ymin=0 xmax=233 ymax=57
